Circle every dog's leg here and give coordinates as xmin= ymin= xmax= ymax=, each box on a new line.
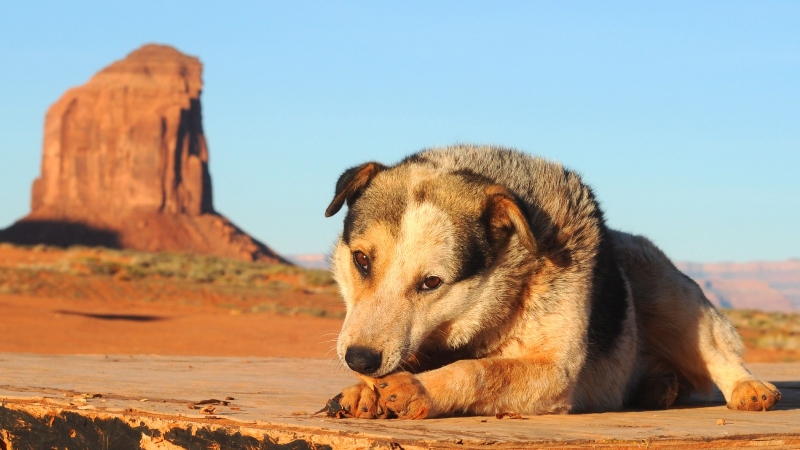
xmin=335 ymin=357 xmax=575 ymax=418
xmin=612 ymin=231 xmax=781 ymax=411
xmin=695 ymin=303 xmax=781 ymax=411
xmin=633 ymin=371 xmax=680 ymax=409
xmin=417 ymin=358 xmax=575 ymax=416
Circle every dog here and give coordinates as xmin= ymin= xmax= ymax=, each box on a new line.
xmin=323 ymin=145 xmax=781 ymax=419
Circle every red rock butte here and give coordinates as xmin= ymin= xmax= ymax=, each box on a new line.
xmin=0 ymin=44 xmax=285 ymax=263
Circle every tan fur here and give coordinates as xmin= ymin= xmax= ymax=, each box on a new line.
xmin=326 ymin=145 xmax=780 ymax=418
xmin=612 ymin=231 xmax=781 ymax=410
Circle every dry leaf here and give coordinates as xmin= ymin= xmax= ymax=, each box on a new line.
xmin=313 ymin=393 xmax=350 ymax=418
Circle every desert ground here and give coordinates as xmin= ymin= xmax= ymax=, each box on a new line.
xmin=0 ymin=244 xmax=343 ymax=358
xmin=1 ymin=243 xmax=798 ymax=363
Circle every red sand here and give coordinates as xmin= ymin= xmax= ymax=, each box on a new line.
xmin=0 ymin=292 xmax=342 ymax=358
xmin=2 ymin=290 xmax=791 ymax=363
xmin=0 ymin=245 xmax=343 ymax=357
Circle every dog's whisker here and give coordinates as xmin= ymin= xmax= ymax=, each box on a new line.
xmin=312 ymin=332 xmax=341 ymax=342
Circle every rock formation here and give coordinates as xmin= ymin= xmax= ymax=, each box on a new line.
xmin=677 ymin=260 xmax=800 ymax=312
xmin=0 ymin=44 xmax=285 ymax=263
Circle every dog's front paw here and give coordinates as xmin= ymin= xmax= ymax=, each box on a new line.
xmin=727 ymin=380 xmax=781 ymax=411
xmin=375 ymin=372 xmax=432 ymax=419
xmin=337 ymin=381 xmax=381 ymax=418
xmin=331 ymin=372 xmax=432 ymax=419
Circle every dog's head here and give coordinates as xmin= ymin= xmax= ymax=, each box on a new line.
xmin=325 ymin=159 xmax=536 ymax=376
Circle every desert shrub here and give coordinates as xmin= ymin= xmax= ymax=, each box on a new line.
xmin=74 ymin=256 xmax=123 ymax=275
xmin=3 ymin=244 xmax=339 ymax=297
xmin=756 ymin=333 xmax=800 ymax=350
xmin=303 ymin=269 xmax=335 ymax=287
xmin=264 ymin=280 xmax=293 ymax=291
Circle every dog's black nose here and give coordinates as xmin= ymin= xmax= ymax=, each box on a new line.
xmin=344 ymin=346 xmax=382 ymax=374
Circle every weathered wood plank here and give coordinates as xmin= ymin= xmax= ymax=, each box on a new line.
xmin=1 ymin=354 xmax=798 ymax=449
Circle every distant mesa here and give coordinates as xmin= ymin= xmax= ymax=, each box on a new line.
xmin=286 ymin=254 xmax=330 ymax=270
xmin=676 ymin=260 xmax=800 ymax=312
xmin=0 ymin=44 xmax=285 ymax=263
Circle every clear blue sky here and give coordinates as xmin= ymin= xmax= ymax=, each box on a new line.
xmin=1 ymin=1 xmax=798 ymax=262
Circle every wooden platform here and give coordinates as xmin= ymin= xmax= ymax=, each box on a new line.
xmin=1 ymin=353 xmax=798 ymax=449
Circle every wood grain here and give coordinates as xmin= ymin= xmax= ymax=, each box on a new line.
xmin=1 ymin=354 xmax=798 ymax=449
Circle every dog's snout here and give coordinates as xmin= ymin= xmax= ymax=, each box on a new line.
xmin=344 ymin=346 xmax=383 ymax=374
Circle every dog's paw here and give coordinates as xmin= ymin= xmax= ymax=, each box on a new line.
xmin=375 ymin=372 xmax=432 ymax=419
xmin=337 ymin=381 xmax=381 ymax=418
xmin=334 ymin=372 xmax=432 ymax=419
xmin=634 ymin=371 xmax=679 ymax=409
xmin=727 ymin=380 xmax=781 ymax=411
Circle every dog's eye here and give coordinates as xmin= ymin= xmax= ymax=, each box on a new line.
xmin=420 ymin=276 xmax=442 ymax=291
xmin=353 ymin=251 xmax=370 ymax=273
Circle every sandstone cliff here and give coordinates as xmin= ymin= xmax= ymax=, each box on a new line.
xmin=0 ymin=44 xmax=285 ymax=263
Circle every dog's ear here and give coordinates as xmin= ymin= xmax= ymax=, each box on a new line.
xmin=484 ymin=185 xmax=537 ymax=255
xmin=325 ymin=162 xmax=386 ymax=217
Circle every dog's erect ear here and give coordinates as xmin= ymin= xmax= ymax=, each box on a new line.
xmin=325 ymin=162 xmax=386 ymax=217
xmin=484 ymin=185 xmax=537 ymax=255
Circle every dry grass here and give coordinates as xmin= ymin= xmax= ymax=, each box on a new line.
xmin=2 ymin=244 xmax=334 ymax=287
xmin=722 ymin=309 xmax=800 ymax=356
